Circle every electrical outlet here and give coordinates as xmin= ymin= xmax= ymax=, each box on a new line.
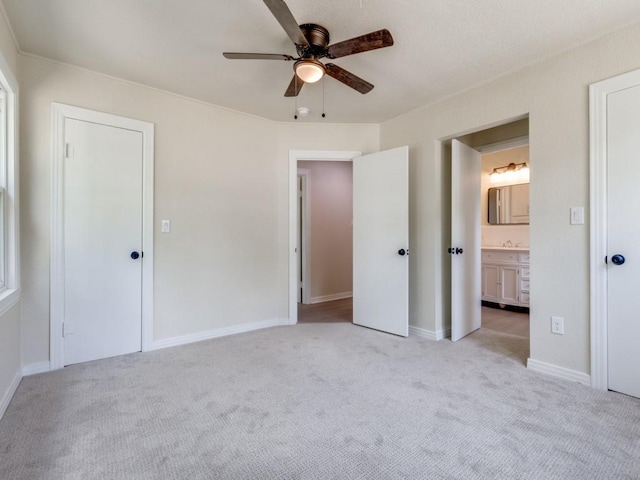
xmin=161 ymin=220 xmax=171 ymax=233
xmin=551 ymin=316 xmax=564 ymax=335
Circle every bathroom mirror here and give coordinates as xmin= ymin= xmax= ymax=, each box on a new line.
xmin=488 ymin=183 xmax=530 ymax=225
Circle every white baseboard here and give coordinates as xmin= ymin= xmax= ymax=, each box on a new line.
xmin=152 ymin=318 xmax=292 ymax=350
xmin=309 ymin=292 xmax=352 ymax=304
xmin=527 ymin=358 xmax=591 ymax=385
xmin=22 ymin=361 xmax=51 ymax=376
xmin=0 ymin=370 xmax=21 ymax=421
xmin=409 ymin=325 xmax=450 ymax=341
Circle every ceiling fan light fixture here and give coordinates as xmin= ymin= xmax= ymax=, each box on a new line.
xmin=295 ymin=59 xmax=326 ymax=83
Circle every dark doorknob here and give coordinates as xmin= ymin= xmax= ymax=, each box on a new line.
xmin=130 ymin=251 xmax=140 ymax=260
xmin=456 ymin=248 xmax=463 ymax=255
xmin=398 ymin=249 xmax=407 ymax=256
xmin=611 ymin=254 xmax=625 ymax=265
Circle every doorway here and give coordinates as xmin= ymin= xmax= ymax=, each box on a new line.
xmin=288 ymin=150 xmax=360 ymax=324
xmin=479 ymin=143 xmax=530 ymax=340
xmin=50 ymin=104 xmax=154 ymax=369
xmin=288 ymin=148 xmax=409 ymax=336
xmin=446 ymin=117 xmax=531 ymax=348
xmin=297 ymin=160 xmax=354 ymax=323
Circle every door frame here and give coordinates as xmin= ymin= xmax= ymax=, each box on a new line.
xmin=50 ymin=103 xmax=155 ymax=370
xmin=589 ymin=68 xmax=640 ymax=390
xmin=297 ymin=168 xmax=311 ymax=304
xmin=288 ymin=150 xmax=361 ymax=324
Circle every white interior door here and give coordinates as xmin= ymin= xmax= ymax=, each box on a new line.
xmin=451 ymin=139 xmax=482 ymax=341
xmin=63 ymin=118 xmax=143 ymax=366
xmin=353 ymin=146 xmax=409 ymax=336
xmin=606 ymin=84 xmax=640 ymax=398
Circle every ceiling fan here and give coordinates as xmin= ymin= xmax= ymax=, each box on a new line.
xmin=223 ymin=0 xmax=394 ymax=97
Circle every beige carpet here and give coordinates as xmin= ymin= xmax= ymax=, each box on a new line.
xmin=1 ymin=323 xmax=638 ymax=479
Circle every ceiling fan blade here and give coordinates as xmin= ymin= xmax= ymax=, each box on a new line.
xmin=327 ymin=29 xmax=394 ymax=59
xmin=325 ymin=64 xmax=374 ymax=94
xmin=263 ymin=0 xmax=309 ymax=47
xmin=284 ymin=75 xmax=305 ymax=97
xmin=223 ymin=52 xmax=295 ymax=61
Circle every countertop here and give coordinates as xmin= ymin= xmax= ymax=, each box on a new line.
xmin=481 ymin=246 xmax=529 ymax=252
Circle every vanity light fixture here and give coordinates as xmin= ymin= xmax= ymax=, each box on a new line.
xmin=489 ymin=162 xmax=529 ymax=184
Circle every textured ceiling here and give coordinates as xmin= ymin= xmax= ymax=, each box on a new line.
xmin=3 ymin=0 xmax=640 ymax=123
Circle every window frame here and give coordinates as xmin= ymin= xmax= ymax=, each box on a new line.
xmin=0 ymin=52 xmax=20 ymax=315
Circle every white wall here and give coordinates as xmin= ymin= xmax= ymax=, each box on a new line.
xmin=380 ymin=21 xmax=640 ymax=376
xmin=0 ymin=8 xmax=21 ymax=418
xmin=18 ymin=53 xmax=379 ymax=366
xmin=298 ymin=161 xmax=353 ymax=301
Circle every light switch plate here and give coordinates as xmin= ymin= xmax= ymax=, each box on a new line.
xmin=570 ymin=207 xmax=584 ymax=225
xmin=161 ymin=220 xmax=171 ymax=233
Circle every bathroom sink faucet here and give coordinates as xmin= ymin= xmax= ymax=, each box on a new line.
xmin=503 ymin=240 xmax=513 ymax=248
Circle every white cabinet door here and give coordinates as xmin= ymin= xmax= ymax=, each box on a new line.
xmin=499 ymin=266 xmax=519 ymax=305
xmin=451 ymin=140 xmax=482 ymax=341
xmin=353 ymin=146 xmax=409 ymax=337
xmin=481 ymin=265 xmax=499 ymax=302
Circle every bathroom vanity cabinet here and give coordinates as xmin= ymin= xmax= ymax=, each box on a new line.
xmin=481 ymin=248 xmax=530 ymax=308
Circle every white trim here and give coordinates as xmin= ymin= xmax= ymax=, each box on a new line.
xmin=527 ymin=358 xmax=591 ymax=385
xmin=297 ymin=168 xmax=311 ymax=304
xmin=0 ymin=48 xmax=20 ymax=314
xmin=21 ymin=361 xmax=51 ymax=376
xmin=50 ymin=103 xmax=155 ymax=370
xmin=475 ymin=135 xmax=529 ymax=154
xmin=0 ymin=370 xmax=21 ymax=421
xmin=289 ymin=150 xmax=361 ymax=324
xmin=409 ymin=325 xmax=450 ymax=341
xmin=310 ymin=291 xmax=353 ymax=304
xmin=589 ymin=68 xmax=640 ymax=391
xmin=0 ymin=288 xmax=18 ymax=316
xmin=152 ymin=318 xmax=292 ymax=350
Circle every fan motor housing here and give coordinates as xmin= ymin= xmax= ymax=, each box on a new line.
xmin=299 ymin=23 xmax=330 ymax=55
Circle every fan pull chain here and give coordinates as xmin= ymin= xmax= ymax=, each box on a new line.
xmin=322 ymin=76 xmax=326 ymax=119
xmin=294 ymin=75 xmax=298 ymax=120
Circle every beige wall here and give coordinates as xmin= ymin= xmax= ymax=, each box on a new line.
xmin=18 ymin=53 xmax=379 ymax=366
xmin=380 ymin=21 xmax=640 ymax=375
xmin=0 ymin=10 xmax=20 ymax=415
xmin=298 ymin=161 xmax=353 ymax=301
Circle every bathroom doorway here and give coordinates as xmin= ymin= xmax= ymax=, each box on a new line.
xmin=446 ymin=116 xmax=531 ymax=352
xmin=479 ymin=143 xmax=530 ymax=339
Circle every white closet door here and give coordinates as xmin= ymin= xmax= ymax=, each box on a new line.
xmin=64 ymin=118 xmax=143 ymax=366
xmin=607 ymin=84 xmax=640 ymax=398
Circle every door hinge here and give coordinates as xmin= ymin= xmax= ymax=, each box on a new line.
xmin=62 ymin=322 xmax=65 ymax=337
xmin=65 ymin=143 xmax=74 ymax=159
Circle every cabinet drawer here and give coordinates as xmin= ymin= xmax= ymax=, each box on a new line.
xmin=520 ymin=266 xmax=530 ymax=279
xmin=481 ymin=250 xmax=519 ymax=264
xmin=521 ymin=279 xmax=530 ymax=291
xmin=520 ymin=292 xmax=530 ymax=305
xmin=520 ymin=253 xmax=530 ymax=264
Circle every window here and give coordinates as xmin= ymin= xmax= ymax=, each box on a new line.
xmin=0 ymin=87 xmax=7 ymax=289
xmin=0 ymin=54 xmax=19 ymax=314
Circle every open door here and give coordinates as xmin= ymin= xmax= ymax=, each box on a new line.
xmin=451 ymin=140 xmax=482 ymax=341
xmin=353 ymin=146 xmax=409 ymax=336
